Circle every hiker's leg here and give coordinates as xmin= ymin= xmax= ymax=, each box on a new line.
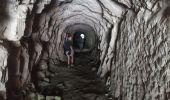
xmin=79 ymin=43 xmax=83 ymax=51
xmin=66 ymin=51 xmax=70 ymax=65
xmin=70 ymin=51 xmax=74 ymax=65
xmin=71 ymin=55 xmax=74 ymax=65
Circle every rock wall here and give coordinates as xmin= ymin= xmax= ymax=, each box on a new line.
xmin=108 ymin=0 xmax=170 ymax=100
xmin=0 ymin=45 xmax=8 ymax=91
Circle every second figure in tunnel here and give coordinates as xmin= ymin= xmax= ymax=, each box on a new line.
xmin=78 ymin=33 xmax=85 ymax=51
xmin=63 ymin=34 xmax=74 ymax=68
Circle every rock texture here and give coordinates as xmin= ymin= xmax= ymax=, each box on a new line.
xmin=36 ymin=63 xmax=109 ymax=100
xmin=109 ymin=1 xmax=170 ymax=100
xmin=0 ymin=0 xmax=170 ymax=100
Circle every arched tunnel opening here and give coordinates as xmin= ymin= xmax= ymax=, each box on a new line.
xmin=64 ymin=24 xmax=99 ymax=65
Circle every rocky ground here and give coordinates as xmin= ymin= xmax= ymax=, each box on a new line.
xmin=35 ymin=62 xmax=110 ymax=100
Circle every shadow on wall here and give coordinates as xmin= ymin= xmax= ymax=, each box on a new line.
xmin=0 ymin=0 xmax=11 ymax=29
xmin=50 ymin=0 xmax=73 ymax=6
xmin=163 ymin=6 xmax=170 ymax=18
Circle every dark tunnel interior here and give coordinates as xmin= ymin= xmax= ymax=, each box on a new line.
xmin=64 ymin=24 xmax=100 ymax=66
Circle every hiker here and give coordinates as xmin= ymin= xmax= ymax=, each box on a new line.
xmin=78 ymin=33 xmax=85 ymax=51
xmin=63 ymin=34 xmax=74 ymax=67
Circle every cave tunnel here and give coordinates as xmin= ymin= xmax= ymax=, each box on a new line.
xmin=65 ymin=24 xmax=99 ymax=65
xmin=2 ymin=0 xmax=110 ymax=99
xmin=0 ymin=0 xmax=170 ymax=100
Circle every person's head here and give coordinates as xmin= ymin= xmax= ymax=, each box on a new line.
xmin=67 ymin=34 xmax=72 ymax=40
xmin=80 ymin=34 xmax=85 ymax=39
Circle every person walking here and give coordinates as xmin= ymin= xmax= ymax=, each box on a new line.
xmin=63 ymin=34 xmax=74 ymax=67
xmin=78 ymin=33 xmax=85 ymax=51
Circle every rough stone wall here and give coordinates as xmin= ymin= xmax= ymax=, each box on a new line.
xmin=108 ymin=0 xmax=170 ymax=100
xmin=0 ymin=45 xmax=8 ymax=91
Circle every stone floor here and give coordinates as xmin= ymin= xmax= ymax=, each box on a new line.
xmin=36 ymin=63 xmax=110 ymax=100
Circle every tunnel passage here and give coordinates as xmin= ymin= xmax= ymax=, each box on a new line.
xmin=0 ymin=0 xmax=120 ymax=99
xmin=32 ymin=22 xmax=106 ymax=99
xmin=64 ymin=24 xmax=99 ymax=65
xmin=30 ymin=5 xmax=107 ymax=98
xmin=2 ymin=0 xmax=170 ymax=100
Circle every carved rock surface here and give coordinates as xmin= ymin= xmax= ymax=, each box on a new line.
xmin=0 ymin=0 xmax=170 ymax=100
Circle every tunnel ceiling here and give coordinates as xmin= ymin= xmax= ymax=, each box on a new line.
xmin=27 ymin=0 xmax=122 ymax=63
xmin=1 ymin=0 xmax=170 ymax=100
